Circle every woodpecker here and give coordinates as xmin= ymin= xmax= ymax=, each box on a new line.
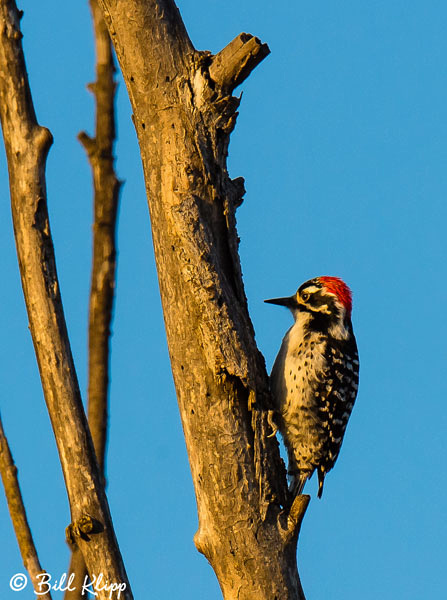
xmin=265 ymin=276 xmax=359 ymax=498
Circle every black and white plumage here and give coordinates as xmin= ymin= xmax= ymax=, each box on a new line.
xmin=265 ymin=276 xmax=359 ymax=498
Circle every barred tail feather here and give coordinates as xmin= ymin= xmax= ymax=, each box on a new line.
xmin=290 ymin=469 xmax=326 ymax=498
xmin=317 ymin=468 xmax=326 ymax=498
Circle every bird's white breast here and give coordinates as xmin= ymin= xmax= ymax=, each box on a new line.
xmin=270 ymin=316 xmax=330 ymax=473
xmin=271 ymin=319 xmax=327 ymax=417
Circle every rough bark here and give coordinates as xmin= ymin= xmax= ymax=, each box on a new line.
xmin=0 ymin=3 xmax=131 ymax=598
xmin=65 ymin=3 xmax=120 ymax=598
xmin=98 ymin=1 xmax=309 ymax=598
xmin=0 ymin=415 xmax=52 ymax=600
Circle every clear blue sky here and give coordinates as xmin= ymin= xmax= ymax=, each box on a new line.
xmin=1 ymin=1 xmax=446 ymax=598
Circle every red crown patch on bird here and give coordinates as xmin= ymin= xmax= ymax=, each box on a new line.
xmin=318 ymin=276 xmax=352 ymax=317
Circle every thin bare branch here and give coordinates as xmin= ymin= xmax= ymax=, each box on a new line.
xmin=82 ymin=0 xmax=120 ymax=477
xmin=65 ymin=1 xmax=120 ymax=597
xmin=0 ymin=3 xmax=131 ymax=598
xmin=0 ymin=414 xmax=52 ymax=600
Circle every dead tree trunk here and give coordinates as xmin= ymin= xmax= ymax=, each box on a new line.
xmin=98 ymin=1 xmax=309 ymax=598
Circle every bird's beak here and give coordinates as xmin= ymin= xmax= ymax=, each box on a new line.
xmin=264 ymin=295 xmax=298 ymax=309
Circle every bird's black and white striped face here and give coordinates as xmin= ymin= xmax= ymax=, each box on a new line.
xmin=298 ymin=279 xmax=342 ymax=314
xmin=266 ymin=276 xmax=353 ymax=339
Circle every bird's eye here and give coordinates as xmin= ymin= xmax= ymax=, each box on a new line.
xmin=301 ymin=292 xmax=310 ymax=302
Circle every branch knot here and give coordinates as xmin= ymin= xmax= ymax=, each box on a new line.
xmin=278 ymin=494 xmax=310 ymax=546
xmin=209 ymin=33 xmax=270 ymax=94
xmin=65 ymin=514 xmax=104 ymax=545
